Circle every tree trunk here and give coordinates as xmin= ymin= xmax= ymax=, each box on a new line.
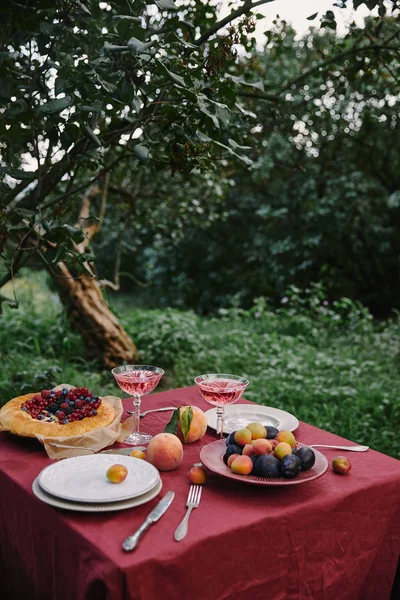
xmin=53 ymin=262 xmax=139 ymax=369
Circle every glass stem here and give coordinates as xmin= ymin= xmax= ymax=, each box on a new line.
xmin=216 ymin=406 xmax=224 ymax=439
xmin=132 ymin=396 xmax=141 ymax=434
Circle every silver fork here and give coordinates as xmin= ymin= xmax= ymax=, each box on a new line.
xmin=309 ymin=444 xmax=369 ymax=452
xmin=174 ymin=485 xmax=202 ymax=542
xmin=126 ymin=406 xmax=176 ymax=418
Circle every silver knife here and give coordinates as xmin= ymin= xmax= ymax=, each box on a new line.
xmin=122 ymin=491 xmax=175 ymax=552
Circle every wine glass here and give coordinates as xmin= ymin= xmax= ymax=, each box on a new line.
xmin=112 ymin=365 xmax=164 ymax=446
xmin=194 ymin=373 xmax=249 ymax=439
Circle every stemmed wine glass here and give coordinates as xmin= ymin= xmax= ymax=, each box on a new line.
xmin=112 ymin=365 xmax=164 ymax=446
xmin=194 ymin=373 xmax=249 ymax=439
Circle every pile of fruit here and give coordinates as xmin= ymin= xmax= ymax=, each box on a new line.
xmin=223 ymin=422 xmax=315 ymax=479
xmin=20 ymin=387 xmax=101 ymax=425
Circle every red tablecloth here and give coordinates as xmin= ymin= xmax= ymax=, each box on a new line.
xmin=0 ymin=386 xmax=399 ymax=600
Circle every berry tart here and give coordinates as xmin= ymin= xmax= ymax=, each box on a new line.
xmin=0 ymin=386 xmax=115 ymax=437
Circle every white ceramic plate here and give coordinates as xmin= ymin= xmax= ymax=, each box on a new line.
xmin=205 ymin=404 xmax=299 ymax=434
xmin=200 ymin=440 xmax=328 ymax=486
xmin=32 ymin=477 xmax=163 ymax=512
xmin=38 ymin=454 xmax=160 ymax=503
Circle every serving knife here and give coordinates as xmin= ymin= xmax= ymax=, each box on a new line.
xmin=122 ymin=491 xmax=175 ymax=552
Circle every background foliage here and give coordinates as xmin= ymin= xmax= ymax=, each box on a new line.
xmin=1 ymin=270 xmax=399 ymax=459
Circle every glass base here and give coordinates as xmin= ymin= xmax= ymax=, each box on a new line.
xmin=123 ymin=431 xmax=153 ymax=446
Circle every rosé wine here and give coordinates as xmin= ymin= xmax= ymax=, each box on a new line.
xmin=114 ymin=370 xmax=163 ymax=396
xmin=194 ymin=373 xmax=249 ymax=439
xmin=197 ymin=378 xmax=247 ymax=406
xmin=111 ymin=365 xmax=164 ymax=446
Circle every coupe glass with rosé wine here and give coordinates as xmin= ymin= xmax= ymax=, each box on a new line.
xmin=194 ymin=373 xmax=249 ymax=439
xmin=112 ymin=365 xmax=164 ymax=446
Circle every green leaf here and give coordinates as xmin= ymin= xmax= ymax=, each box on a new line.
xmin=180 ymin=407 xmax=193 ymax=442
xmin=164 ymin=408 xmax=181 ymax=435
xmin=307 ymin=13 xmax=318 ymax=20
xmin=13 ymin=208 xmax=36 ymax=218
xmin=103 ymin=43 xmax=130 ymax=53
xmin=80 ymin=102 xmax=103 ymax=113
xmin=158 ymin=61 xmax=186 ymax=87
xmin=155 ymin=0 xmax=177 ymax=10
xmin=133 ymin=144 xmax=150 ymax=162
xmin=0 ymin=167 xmax=36 ymax=180
xmin=112 ymin=15 xmax=141 ymax=22
xmin=127 ymin=37 xmax=154 ymax=53
xmin=81 ymin=124 xmax=102 ymax=147
xmin=37 ymin=96 xmax=73 ymax=115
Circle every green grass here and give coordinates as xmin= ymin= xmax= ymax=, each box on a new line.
xmin=1 ymin=270 xmax=400 ymax=459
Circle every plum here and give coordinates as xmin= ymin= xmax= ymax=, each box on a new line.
xmin=265 ymin=426 xmax=279 ymax=439
xmin=225 ymin=431 xmax=237 ymax=446
xmin=281 ymin=454 xmax=302 ymax=478
xmin=223 ymin=444 xmax=242 ymax=465
xmin=296 ymin=446 xmax=316 ymax=471
xmin=254 ymin=454 xmax=282 ymax=478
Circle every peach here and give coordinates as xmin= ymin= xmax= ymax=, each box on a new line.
xmin=269 ymin=439 xmax=279 ymax=450
xmin=130 ymin=450 xmax=146 ymax=460
xmin=234 ymin=428 xmax=252 ymax=447
xmin=274 ymin=442 xmax=292 ymax=460
xmin=147 ymin=432 xmax=183 ymax=471
xmin=251 ymin=438 xmax=272 ymax=456
xmin=177 ymin=406 xmax=208 ymax=443
xmin=332 ymin=456 xmax=352 ymax=474
xmin=246 ymin=422 xmax=267 ymax=440
xmin=227 ymin=453 xmax=241 ymax=467
xmin=106 ymin=464 xmax=128 ymax=484
xmin=230 ymin=455 xmax=253 ymax=475
xmin=276 ymin=430 xmax=296 ymax=448
xmin=188 ymin=465 xmax=207 ymax=485
xmin=242 ymin=443 xmax=256 ymax=457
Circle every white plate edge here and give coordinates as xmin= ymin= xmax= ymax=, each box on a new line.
xmin=205 ymin=404 xmax=299 ymax=433
xmin=38 ymin=454 xmax=160 ymax=503
xmin=32 ymin=477 xmax=163 ymax=512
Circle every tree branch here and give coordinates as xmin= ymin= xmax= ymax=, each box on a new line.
xmin=194 ymin=0 xmax=276 ymax=46
xmin=278 ymin=44 xmax=399 ymax=93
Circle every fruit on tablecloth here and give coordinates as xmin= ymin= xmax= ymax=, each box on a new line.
xmin=246 ymin=422 xmax=267 ymax=440
xmin=276 ymin=430 xmax=296 ymax=448
xmin=254 ymin=454 xmax=282 ymax=478
xmin=164 ymin=406 xmax=207 ymax=443
xmin=332 ymin=456 xmax=352 ymax=474
xmin=106 ymin=464 xmax=128 ymax=483
xmin=252 ymin=438 xmax=272 ymax=456
xmin=177 ymin=406 xmax=207 ymax=443
xmin=230 ymin=455 xmax=253 ymax=475
xmin=274 ymin=442 xmax=292 ymax=461
xmin=234 ymin=428 xmax=252 ymax=447
xmin=188 ymin=465 xmax=207 ymax=485
xmin=130 ymin=450 xmax=146 ymax=460
xmin=281 ymin=454 xmax=302 ymax=479
xmin=147 ymin=432 xmax=183 ymax=471
xmin=296 ymin=446 xmax=316 ymax=471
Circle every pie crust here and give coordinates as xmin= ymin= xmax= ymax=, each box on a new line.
xmin=0 ymin=392 xmax=115 ymax=438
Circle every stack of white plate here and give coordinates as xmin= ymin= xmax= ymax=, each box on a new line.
xmin=32 ymin=453 xmax=162 ymax=512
